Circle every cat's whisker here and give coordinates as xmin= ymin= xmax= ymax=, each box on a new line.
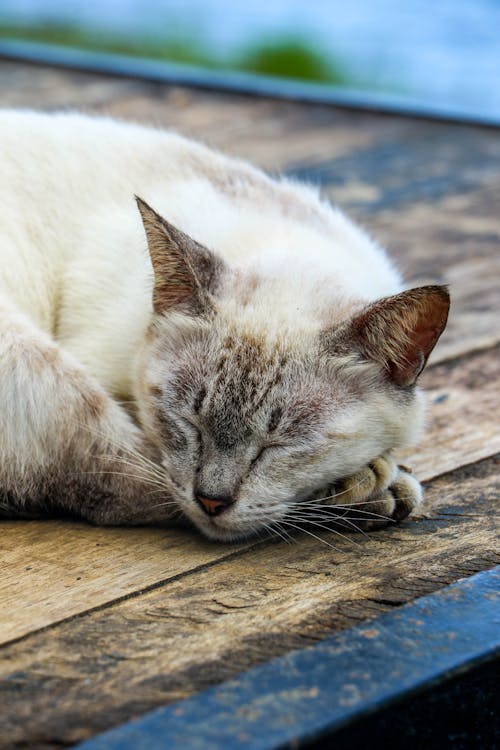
xmin=143 ymin=491 xmax=175 ymax=500
xmin=74 ymin=468 xmax=167 ymax=491
xmin=271 ymin=522 xmax=296 ymax=545
xmin=295 ymin=476 xmax=390 ymax=506
xmin=329 ymin=518 xmax=368 ymax=536
xmin=289 ymin=510 xmax=369 ymax=538
xmin=262 ymin=521 xmax=293 ymax=545
xmin=285 ymin=514 xmax=363 ymax=546
xmin=103 ymin=452 xmax=169 ymax=484
xmin=294 ymin=506 xmax=394 ymax=524
xmin=298 ymin=496 xmax=391 ymax=508
xmin=108 ymin=462 xmax=166 ymax=485
xmin=311 ymin=479 xmax=374 ymax=503
xmin=293 ymin=500 xmax=394 ymax=521
xmin=84 ymin=437 xmax=176 ymax=488
xmin=280 ymin=520 xmax=342 ymax=551
xmin=260 ymin=525 xmax=276 ymax=543
xmin=114 ymin=455 xmax=167 ymax=481
xmin=71 ymin=419 xmax=169 ymax=481
xmin=147 ymin=499 xmax=184 ymax=509
xmin=258 ymin=515 xmax=296 ymax=544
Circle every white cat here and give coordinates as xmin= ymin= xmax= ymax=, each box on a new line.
xmin=0 ymin=110 xmax=449 ymax=541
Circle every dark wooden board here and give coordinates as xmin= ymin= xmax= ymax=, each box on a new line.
xmin=69 ymin=568 xmax=500 ymax=750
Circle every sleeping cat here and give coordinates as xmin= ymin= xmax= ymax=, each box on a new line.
xmin=0 ymin=110 xmax=449 ymax=542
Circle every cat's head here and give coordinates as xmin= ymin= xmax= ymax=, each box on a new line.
xmin=134 ymin=198 xmax=449 ymax=541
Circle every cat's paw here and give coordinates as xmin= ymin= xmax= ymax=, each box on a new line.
xmin=348 ymin=466 xmax=423 ymax=531
xmin=324 ymin=455 xmax=423 ymax=531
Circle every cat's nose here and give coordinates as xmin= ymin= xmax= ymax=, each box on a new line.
xmin=195 ymin=493 xmax=235 ymax=516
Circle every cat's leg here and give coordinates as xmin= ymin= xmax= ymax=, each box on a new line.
xmin=314 ymin=453 xmax=423 ymax=531
xmin=0 ymin=301 xmax=179 ymax=525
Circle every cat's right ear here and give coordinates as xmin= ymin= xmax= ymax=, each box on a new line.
xmin=322 ymin=285 xmax=450 ymax=387
xmin=136 ymin=196 xmax=226 ymax=316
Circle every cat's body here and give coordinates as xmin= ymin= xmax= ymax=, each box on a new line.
xmin=0 ymin=110 xmax=449 ymax=541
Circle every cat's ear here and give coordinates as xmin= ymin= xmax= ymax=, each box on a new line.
xmin=326 ymin=286 xmax=450 ymax=387
xmin=136 ymin=196 xmax=225 ymax=316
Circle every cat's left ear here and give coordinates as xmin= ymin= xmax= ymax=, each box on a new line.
xmin=324 ymin=285 xmax=450 ymax=387
xmin=136 ymin=196 xmax=226 ymax=316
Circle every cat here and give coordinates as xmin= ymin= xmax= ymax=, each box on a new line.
xmin=0 ymin=109 xmax=449 ymax=542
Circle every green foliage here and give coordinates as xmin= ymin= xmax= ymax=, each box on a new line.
xmin=0 ymin=22 xmax=214 ymax=66
xmin=237 ymin=37 xmax=344 ymax=84
xmin=0 ymin=23 xmax=347 ymax=85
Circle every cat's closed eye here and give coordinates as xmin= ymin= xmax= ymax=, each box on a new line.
xmin=193 ymin=387 xmax=206 ymax=414
xmin=250 ymin=443 xmax=287 ymax=468
xmin=267 ymin=407 xmax=282 ymax=433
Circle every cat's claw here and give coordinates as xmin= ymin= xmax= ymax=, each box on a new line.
xmin=328 ymin=454 xmax=423 ymax=531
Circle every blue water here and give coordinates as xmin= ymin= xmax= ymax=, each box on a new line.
xmin=2 ymin=0 xmax=500 ymax=119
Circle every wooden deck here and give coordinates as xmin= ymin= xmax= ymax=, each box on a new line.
xmin=0 ymin=61 xmax=499 ymax=749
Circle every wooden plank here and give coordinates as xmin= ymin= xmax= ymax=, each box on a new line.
xmin=72 ymin=568 xmax=500 ymax=750
xmin=0 ymin=62 xmax=391 ymax=167
xmin=397 ymin=345 xmax=500 ymax=479
xmin=0 ymin=524 xmax=248 ymax=645
xmin=104 ymin=92 xmax=396 ymax=168
xmin=3 ymin=63 xmax=500 ymax=198
xmin=0 ymin=344 xmax=497 ymax=647
xmin=0 ymin=61 xmax=145 ymax=109
xmin=288 ymin=125 xmax=500 ymax=214
xmin=0 ymin=455 xmax=497 ymax=749
xmin=367 ymin=185 xmax=500 ymax=364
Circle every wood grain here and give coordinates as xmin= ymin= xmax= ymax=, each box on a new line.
xmin=398 ymin=345 xmax=500 ymax=479
xmin=1 ymin=456 xmax=497 ymax=749
xmin=0 ymin=524 xmax=248 ymax=645
xmin=104 ymin=92 xmax=388 ymax=168
xmin=368 ymin=185 xmax=500 ymax=364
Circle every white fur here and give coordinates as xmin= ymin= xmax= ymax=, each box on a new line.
xmin=0 ymin=110 xmax=402 ymax=401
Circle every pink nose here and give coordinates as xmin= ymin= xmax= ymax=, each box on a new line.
xmin=196 ymin=494 xmax=234 ymax=516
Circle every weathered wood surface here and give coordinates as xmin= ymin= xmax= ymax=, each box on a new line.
xmin=397 ymin=347 xmax=500 ymax=480
xmin=1 ymin=457 xmax=498 ymax=749
xmin=0 ymin=61 xmax=499 ymax=749
xmin=0 ymin=524 xmax=249 ymax=645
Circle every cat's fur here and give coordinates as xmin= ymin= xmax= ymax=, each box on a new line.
xmin=0 ymin=110 xmax=449 ymax=542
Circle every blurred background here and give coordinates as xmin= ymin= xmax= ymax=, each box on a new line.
xmin=1 ymin=0 xmax=499 ymax=122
